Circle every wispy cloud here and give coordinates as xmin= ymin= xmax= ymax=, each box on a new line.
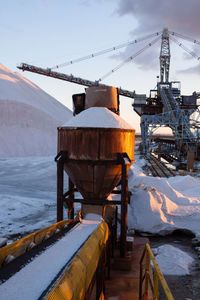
xmin=178 ymin=65 xmax=200 ymax=75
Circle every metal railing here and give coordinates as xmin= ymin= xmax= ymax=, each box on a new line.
xmin=139 ymin=243 xmax=174 ymax=300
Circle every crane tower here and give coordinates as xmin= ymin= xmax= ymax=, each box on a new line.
xmin=160 ymin=28 xmax=170 ymax=83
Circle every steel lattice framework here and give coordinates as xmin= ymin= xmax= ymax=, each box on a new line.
xmin=160 ymin=28 xmax=170 ymax=82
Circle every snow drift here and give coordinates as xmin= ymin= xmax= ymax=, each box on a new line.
xmin=128 ymin=155 xmax=200 ymax=238
xmin=0 ymin=64 xmax=72 ymax=157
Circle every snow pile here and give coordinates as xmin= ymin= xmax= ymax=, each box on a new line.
xmin=0 ymin=64 xmax=72 ymax=157
xmin=63 ymin=107 xmax=134 ymax=129
xmin=154 ymin=245 xmax=194 ymax=275
xmin=128 ymin=155 xmax=200 ymax=237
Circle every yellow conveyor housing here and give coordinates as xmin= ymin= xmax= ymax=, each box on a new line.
xmin=45 ymin=221 xmax=108 ymax=300
xmin=0 ymin=220 xmax=76 ymax=267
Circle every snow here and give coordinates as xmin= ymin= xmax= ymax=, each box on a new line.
xmin=0 ymin=238 xmax=7 ymax=247
xmin=1 ymin=153 xmax=200 ymax=243
xmin=153 ymin=244 xmax=194 ymax=275
xmin=0 ymin=156 xmax=58 ymax=238
xmin=84 ymin=213 xmax=103 ymax=221
xmin=128 ymin=154 xmax=200 ymax=238
xmin=0 ymin=146 xmax=200 ymax=284
xmin=63 ymin=107 xmax=134 ymax=129
xmin=0 ymin=219 xmax=101 ymax=300
xmin=0 ymin=64 xmax=72 ymax=157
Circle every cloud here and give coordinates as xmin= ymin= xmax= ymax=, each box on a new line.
xmin=110 ymin=38 xmax=160 ymax=71
xmin=79 ymin=0 xmax=91 ymax=6
xmin=112 ymin=0 xmax=200 ymax=73
xmin=117 ymin=0 xmax=200 ymax=37
xmin=178 ymin=65 xmax=200 ymax=75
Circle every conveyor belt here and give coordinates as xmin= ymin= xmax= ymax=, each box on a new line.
xmin=0 ymin=219 xmax=107 ymax=300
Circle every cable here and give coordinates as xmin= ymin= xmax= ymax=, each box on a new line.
xmin=51 ymin=31 xmax=162 ymax=70
xmin=98 ymin=36 xmax=161 ymax=82
xmin=170 ymin=36 xmax=200 ymax=60
xmin=169 ymin=31 xmax=200 ymax=46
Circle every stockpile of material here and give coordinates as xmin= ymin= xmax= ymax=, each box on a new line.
xmin=0 ymin=64 xmax=72 ymax=157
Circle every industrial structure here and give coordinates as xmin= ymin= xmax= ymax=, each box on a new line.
xmin=2 ymin=28 xmax=194 ymax=299
xmin=0 ymin=86 xmax=175 ymax=300
xmin=18 ymin=28 xmax=200 ymax=170
xmin=133 ymin=28 xmax=200 ymax=170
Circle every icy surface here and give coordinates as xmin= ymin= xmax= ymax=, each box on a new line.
xmin=63 ymin=107 xmax=134 ymax=129
xmin=0 ymin=64 xmax=72 ymax=157
xmin=154 ymin=244 xmax=194 ymax=275
xmin=0 ymin=220 xmax=101 ymax=300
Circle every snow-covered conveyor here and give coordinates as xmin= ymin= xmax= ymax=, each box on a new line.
xmin=0 ymin=219 xmax=108 ymax=300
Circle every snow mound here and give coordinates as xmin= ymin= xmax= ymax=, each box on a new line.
xmin=63 ymin=107 xmax=134 ymax=129
xmin=128 ymin=155 xmax=200 ymax=237
xmin=154 ymin=245 xmax=194 ymax=275
xmin=0 ymin=64 xmax=72 ymax=157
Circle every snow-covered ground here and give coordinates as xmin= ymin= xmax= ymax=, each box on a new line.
xmin=1 ymin=153 xmax=200 ymax=242
xmin=0 ymin=151 xmax=199 ymax=277
xmin=0 ymin=156 xmax=58 ymax=238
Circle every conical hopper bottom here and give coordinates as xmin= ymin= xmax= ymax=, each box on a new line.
xmin=64 ymin=161 xmax=122 ymax=201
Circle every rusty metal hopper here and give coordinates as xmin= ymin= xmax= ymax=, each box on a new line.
xmin=58 ymin=119 xmax=135 ymax=203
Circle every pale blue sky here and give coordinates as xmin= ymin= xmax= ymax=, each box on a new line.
xmin=1 ymin=0 xmax=200 ymax=132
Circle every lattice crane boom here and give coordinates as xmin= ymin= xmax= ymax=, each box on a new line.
xmin=17 ymin=63 xmax=135 ymax=99
xmin=160 ymin=28 xmax=170 ymax=83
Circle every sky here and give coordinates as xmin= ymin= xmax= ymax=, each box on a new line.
xmin=1 ymin=0 xmax=200 ymax=132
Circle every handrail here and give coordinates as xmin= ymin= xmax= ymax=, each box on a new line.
xmin=139 ymin=243 xmax=174 ymax=300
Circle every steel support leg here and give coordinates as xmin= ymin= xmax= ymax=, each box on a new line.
xmin=56 ymin=157 xmax=64 ymax=222
xmin=120 ymin=160 xmax=128 ymax=258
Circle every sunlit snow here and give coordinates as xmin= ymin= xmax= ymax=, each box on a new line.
xmin=128 ymin=155 xmax=200 ymax=239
